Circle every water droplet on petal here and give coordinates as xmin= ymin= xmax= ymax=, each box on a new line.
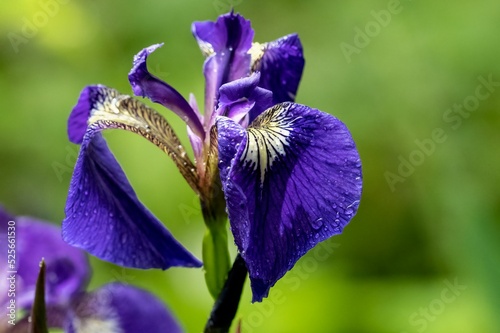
xmin=311 ymin=217 xmax=324 ymax=230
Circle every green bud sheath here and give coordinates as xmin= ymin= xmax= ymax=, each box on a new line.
xmin=203 ymin=222 xmax=231 ymax=299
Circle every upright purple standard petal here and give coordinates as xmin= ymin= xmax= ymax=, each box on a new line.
xmin=63 ymin=132 xmax=202 ymax=269
xmin=128 ymin=44 xmax=205 ymax=140
xmin=68 ymin=283 xmax=183 ymax=333
xmin=192 ymin=12 xmax=254 ymax=125
xmin=217 ymin=103 xmax=362 ymax=301
xmin=252 ymin=34 xmax=305 ymax=104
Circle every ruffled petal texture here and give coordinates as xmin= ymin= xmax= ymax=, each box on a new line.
xmin=63 ymin=86 xmax=202 ymax=269
xmin=67 ymin=283 xmax=183 ymax=333
xmin=192 ymin=12 xmax=254 ymax=123
xmin=252 ymin=34 xmax=305 ymax=104
xmin=217 ymin=103 xmax=362 ymax=301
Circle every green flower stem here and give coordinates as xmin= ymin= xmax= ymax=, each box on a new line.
xmin=203 ymin=222 xmax=231 ymax=299
xmin=200 ymin=126 xmax=233 ymax=299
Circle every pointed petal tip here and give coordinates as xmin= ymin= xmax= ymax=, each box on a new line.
xmin=248 ymin=275 xmax=271 ymax=303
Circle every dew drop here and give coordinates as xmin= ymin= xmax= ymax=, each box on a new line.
xmin=311 ymin=217 xmax=324 ymax=230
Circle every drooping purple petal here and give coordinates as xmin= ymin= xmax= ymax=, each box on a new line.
xmin=0 ymin=209 xmax=90 ymax=318
xmin=252 ymin=34 xmax=305 ymax=104
xmin=217 ymin=103 xmax=362 ymax=302
xmin=192 ymin=12 xmax=254 ymax=125
xmin=67 ymin=283 xmax=183 ymax=333
xmin=128 ymin=44 xmax=205 ymax=140
xmin=63 ymin=130 xmax=202 ymax=269
xmin=217 ymin=72 xmax=273 ymax=125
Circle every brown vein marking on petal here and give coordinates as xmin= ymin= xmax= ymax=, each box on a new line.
xmin=87 ymin=86 xmax=200 ymax=194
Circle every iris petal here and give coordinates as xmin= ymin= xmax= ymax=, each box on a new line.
xmin=217 ymin=72 xmax=273 ymax=125
xmin=0 ymin=207 xmax=90 ymax=309
xmin=63 ymin=133 xmax=201 ymax=269
xmin=68 ymin=85 xmax=199 ymax=193
xmin=63 ymin=86 xmax=202 ymax=269
xmin=217 ymin=103 xmax=362 ymax=301
xmin=251 ymin=34 xmax=305 ymax=104
xmin=128 ymin=44 xmax=205 ymax=140
xmin=192 ymin=12 xmax=254 ymax=124
xmin=68 ymin=283 xmax=183 ymax=333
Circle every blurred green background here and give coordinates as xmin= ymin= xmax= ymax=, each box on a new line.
xmin=1 ymin=0 xmax=499 ymax=332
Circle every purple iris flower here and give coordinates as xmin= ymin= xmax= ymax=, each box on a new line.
xmin=0 ymin=205 xmax=89 ymax=331
xmin=0 ymin=206 xmax=182 ymax=333
xmin=63 ymin=12 xmax=362 ymax=302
